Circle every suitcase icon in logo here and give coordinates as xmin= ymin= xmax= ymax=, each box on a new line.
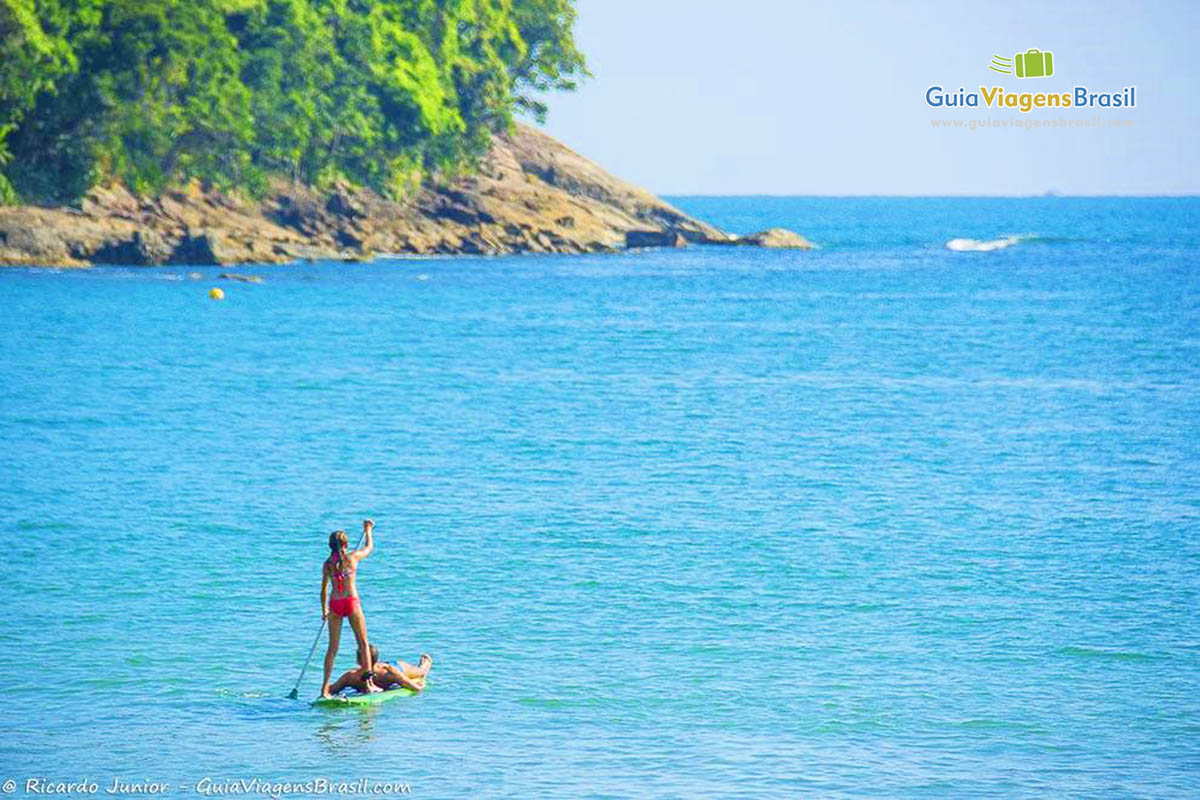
xmin=1014 ymin=49 xmax=1053 ymax=78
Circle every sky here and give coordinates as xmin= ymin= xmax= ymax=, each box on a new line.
xmin=532 ymin=0 xmax=1200 ymax=195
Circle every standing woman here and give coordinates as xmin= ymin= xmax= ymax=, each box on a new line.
xmin=320 ymin=519 xmax=381 ymax=697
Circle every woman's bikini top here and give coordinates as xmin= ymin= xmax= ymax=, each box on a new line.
xmin=328 ymin=553 xmax=354 ymax=595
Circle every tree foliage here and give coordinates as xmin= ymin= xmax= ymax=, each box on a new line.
xmin=0 ymin=0 xmax=587 ymax=203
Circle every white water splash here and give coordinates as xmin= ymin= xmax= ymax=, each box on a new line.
xmin=945 ymin=235 xmax=1029 ymax=252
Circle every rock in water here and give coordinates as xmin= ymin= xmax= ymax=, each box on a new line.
xmin=735 ymin=228 xmax=814 ymax=249
xmin=625 ymin=230 xmax=688 ymax=248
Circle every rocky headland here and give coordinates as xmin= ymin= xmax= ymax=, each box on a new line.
xmin=0 ymin=124 xmax=811 ymax=267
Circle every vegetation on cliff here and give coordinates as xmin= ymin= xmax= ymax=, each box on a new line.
xmin=0 ymin=0 xmax=586 ymax=204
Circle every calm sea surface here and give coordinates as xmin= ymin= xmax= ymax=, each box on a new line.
xmin=0 ymin=197 xmax=1197 ymax=798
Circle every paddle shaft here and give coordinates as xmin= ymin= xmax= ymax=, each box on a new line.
xmin=287 ymin=527 xmax=367 ymax=698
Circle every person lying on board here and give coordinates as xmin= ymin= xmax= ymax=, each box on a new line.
xmin=328 ymin=646 xmax=433 ymax=695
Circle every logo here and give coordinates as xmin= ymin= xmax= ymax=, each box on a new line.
xmin=924 ymin=47 xmax=1135 ymax=114
xmin=990 ymin=49 xmax=1054 ymax=78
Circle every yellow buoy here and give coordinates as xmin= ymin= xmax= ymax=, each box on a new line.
xmin=208 ymin=287 xmax=225 ymax=300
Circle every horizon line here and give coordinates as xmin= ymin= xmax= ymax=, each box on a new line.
xmin=658 ymin=192 xmax=1200 ymax=199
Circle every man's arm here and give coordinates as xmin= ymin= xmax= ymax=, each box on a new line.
xmin=329 ymin=666 xmax=369 ymax=695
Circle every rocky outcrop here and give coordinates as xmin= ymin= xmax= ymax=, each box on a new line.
xmin=733 ymin=228 xmax=815 ymax=249
xmin=0 ymin=218 xmax=79 ymax=265
xmin=704 ymin=227 xmax=815 ymax=250
xmin=0 ymin=124 xmax=809 ymax=267
xmin=625 ymin=230 xmax=688 ymax=248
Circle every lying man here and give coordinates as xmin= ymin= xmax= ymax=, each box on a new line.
xmin=328 ymin=646 xmax=433 ymax=695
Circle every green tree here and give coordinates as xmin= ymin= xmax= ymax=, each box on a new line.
xmin=0 ymin=0 xmax=587 ymax=203
xmin=7 ymin=0 xmax=253 ymax=199
xmin=0 ymin=0 xmax=76 ymax=201
xmin=510 ymin=0 xmax=588 ymax=123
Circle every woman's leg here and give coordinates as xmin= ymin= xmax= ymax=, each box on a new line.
xmin=347 ymin=606 xmax=381 ymax=693
xmin=320 ymin=614 xmax=344 ymax=698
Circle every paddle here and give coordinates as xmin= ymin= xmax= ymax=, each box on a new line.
xmin=287 ymin=526 xmax=367 ymax=700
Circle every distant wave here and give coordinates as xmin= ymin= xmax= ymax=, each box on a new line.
xmin=945 ymin=234 xmax=1036 ymax=252
xmin=1057 ymin=646 xmax=1161 ymax=662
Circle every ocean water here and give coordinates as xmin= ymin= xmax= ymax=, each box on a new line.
xmin=0 ymin=197 xmax=1198 ymax=798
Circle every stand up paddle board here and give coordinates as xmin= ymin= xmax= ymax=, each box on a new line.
xmin=312 ymin=686 xmax=418 ymax=708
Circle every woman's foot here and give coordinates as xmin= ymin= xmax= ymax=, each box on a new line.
xmin=364 ymin=676 xmax=384 ymax=694
xmin=319 ymin=685 xmax=332 ymax=699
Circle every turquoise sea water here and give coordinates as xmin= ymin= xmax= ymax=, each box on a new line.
xmin=1 ymin=197 xmax=1198 ymax=798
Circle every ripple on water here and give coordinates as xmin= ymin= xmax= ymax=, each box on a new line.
xmin=1056 ymin=646 xmax=1164 ymax=662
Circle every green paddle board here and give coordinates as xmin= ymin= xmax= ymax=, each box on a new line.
xmin=311 ymin=687 xmax=417 ymax=708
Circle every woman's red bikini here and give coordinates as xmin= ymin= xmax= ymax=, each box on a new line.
xmin=320 ymin=519 xmax=382 ymax=698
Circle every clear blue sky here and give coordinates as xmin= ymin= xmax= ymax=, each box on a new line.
xmin=533 ymin=0 xmax=1199 ymax=195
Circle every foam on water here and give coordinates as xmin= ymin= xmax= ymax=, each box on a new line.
xmin=945 ymin=234 xmax=1031 ymax=252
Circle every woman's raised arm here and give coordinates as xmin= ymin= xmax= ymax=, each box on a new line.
xmin=354 ymin=518 xmax=375 ymax=560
